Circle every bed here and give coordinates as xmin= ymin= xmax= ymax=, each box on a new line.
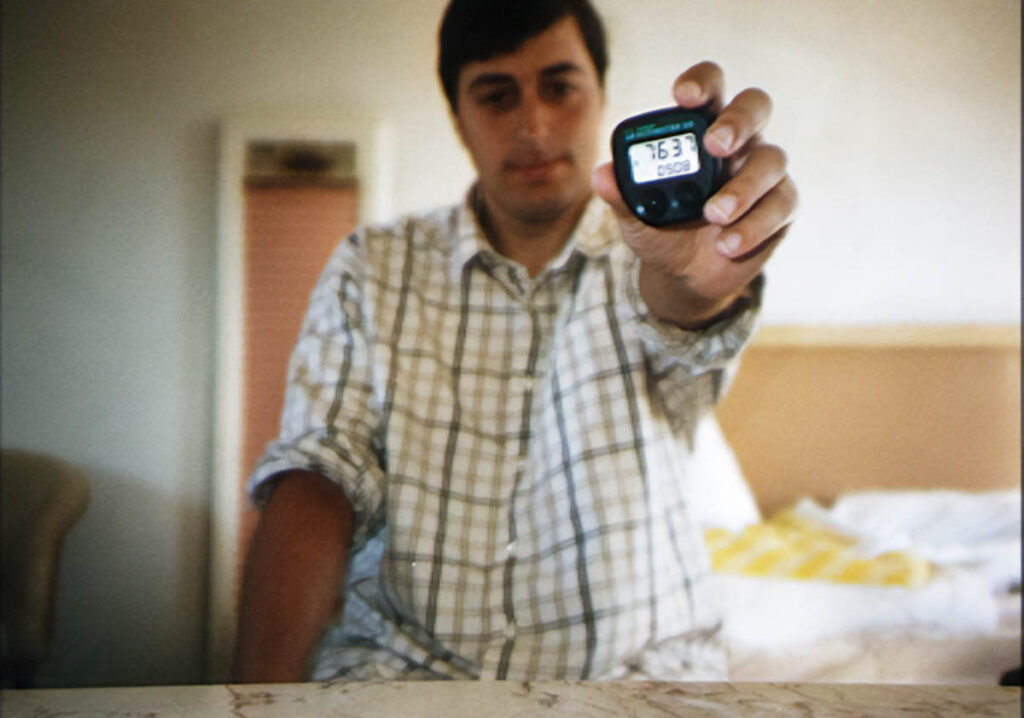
xmin=706 ymin=324 xmax=1021 ymax=685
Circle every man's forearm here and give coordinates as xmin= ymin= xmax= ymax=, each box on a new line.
xmin=233 ymin=470 xmax=355 ymax=683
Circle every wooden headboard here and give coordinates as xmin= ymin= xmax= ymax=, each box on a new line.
xmin=715 ymin=325 xmax=1021 ymax=516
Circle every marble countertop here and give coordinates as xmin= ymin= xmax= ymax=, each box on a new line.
xmin=4 ymin=681 xmax=1020 ymax=717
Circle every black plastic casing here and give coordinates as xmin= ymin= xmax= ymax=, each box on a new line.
xmin=611 ymin=106 xmax=722 ymax=227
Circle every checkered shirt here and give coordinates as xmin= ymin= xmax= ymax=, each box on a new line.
xmin=249 ymin=192 xmax=761 ymax=682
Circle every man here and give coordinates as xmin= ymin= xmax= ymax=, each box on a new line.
xmin=235 ymin=0 xmax=796 ymax=683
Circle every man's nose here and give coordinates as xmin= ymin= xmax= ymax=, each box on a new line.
xmin=517 ymin=91 xmax=551 ymax=143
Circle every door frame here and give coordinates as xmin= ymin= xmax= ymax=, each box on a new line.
xmin=209 ymin=114 xmax=392 ymax=681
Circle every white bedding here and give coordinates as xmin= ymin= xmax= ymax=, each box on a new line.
xmin=728 ymin=622 xmax=1021 ymax=684
xmin=715 ymin=568 xmax=1001 ymax=651
xmin=711 ymin=489 xmax=1022 ymax=684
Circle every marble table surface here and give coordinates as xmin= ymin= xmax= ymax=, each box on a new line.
xmin=3 ymin=681 xmax=1021 ymax=717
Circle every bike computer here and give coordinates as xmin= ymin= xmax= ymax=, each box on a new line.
xmin=611 ymin=106 xmax=721 ymax=227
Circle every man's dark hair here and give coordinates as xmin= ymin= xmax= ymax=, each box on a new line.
xmin=438 ymin=0 xmax=608 ymax=113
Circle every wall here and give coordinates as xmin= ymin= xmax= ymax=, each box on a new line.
xmin=598 ymin=0 xmax=1021 ymax=324
xmin=1 ymin=0 xmax=1018 ymax=687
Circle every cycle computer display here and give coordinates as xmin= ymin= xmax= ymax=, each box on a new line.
xmin=611 ymin=106 xmax=721 ymax=227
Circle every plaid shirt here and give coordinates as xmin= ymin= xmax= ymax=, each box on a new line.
xmin=250 ymin=192 xmax=761 ymax=681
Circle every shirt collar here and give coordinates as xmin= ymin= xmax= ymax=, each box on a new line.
xmin=450 ymin=186 xmax=492 ymax=273
xmin=450 ymin=186 xmax=620 ymax=279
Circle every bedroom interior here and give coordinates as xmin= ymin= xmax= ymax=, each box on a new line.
xmin=1 ymin=0 xmax=1019 ymax=696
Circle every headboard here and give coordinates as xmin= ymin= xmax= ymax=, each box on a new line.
xmin=715 ymin=325 xmax=1021 ymax=516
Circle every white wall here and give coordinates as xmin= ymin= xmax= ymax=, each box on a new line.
xmin=1 ymin=0 xmax=1018 ymax=687
xmin=598 ymin=0 xmax=1021 ymax=323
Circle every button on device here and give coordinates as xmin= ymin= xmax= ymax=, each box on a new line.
xmin=635 ymin=187 xmax=668 ymax=221
xmin=675 ymin=181 xmax=704 ymax=210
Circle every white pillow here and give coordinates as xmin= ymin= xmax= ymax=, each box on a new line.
xmin=691 ymin=414 xmax=761 ymax=531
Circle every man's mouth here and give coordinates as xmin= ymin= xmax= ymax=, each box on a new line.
xmin=506 ymin=155 xmax=569 ymax=183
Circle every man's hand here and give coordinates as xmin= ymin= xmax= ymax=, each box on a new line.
xmin=592 ymin=61 xmax=798 ymax=329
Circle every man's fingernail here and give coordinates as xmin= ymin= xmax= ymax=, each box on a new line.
xmin=717 ymin=233 xmax=742 ymax=255
xmin=707 ymin=126 xmax=734 ymax=153
xmin=676 ymin=81 xmax=702 ymax=105
xmin=706 ymin=195 xmax=737 ymax=223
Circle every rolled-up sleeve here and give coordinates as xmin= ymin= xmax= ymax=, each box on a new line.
xmin=248 ymin=232 xmax=385 ymax=549
xmin=614 ymin=244 xmax=764 ymax=424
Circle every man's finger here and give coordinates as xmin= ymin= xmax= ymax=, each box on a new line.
xmin=713 ymin=175 xmax=798 ymax=258
xmin=704 ymin=87 xmax=773 ymax=157
xmin=704 ymin=143 xmax=789 ymax=226
xmin=591 ymin=162 xmax=632 ymax=219
xmin=672 ymin=61 xmax=725 ymax=113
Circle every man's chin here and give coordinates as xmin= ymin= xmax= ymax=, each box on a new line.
xmin=502 ymin=186 xmax=591 ymax=225
xmin=513 ymin=199 xmax=575 ymax=224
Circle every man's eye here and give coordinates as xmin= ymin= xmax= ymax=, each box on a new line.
xmin=480 ymin=89 xmax=516 ymax=109
xmin=544 ymin=80 xmax=575 ymax=101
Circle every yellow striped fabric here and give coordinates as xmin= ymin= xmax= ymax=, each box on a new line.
xmin=705 ymin=509 xmax=932 ymax=587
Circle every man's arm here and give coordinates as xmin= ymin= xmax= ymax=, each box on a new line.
xmin=233 ymin=470 xmax=355 ymax=684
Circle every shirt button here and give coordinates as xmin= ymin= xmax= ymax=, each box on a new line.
xmin=505 ymin=539 xmax=518 ymax=557
xmin=503 ymin=619 xmax=518 ymax=639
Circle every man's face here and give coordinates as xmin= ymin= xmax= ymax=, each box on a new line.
xmin=453 ymin=16 xmax=605 ymax=226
